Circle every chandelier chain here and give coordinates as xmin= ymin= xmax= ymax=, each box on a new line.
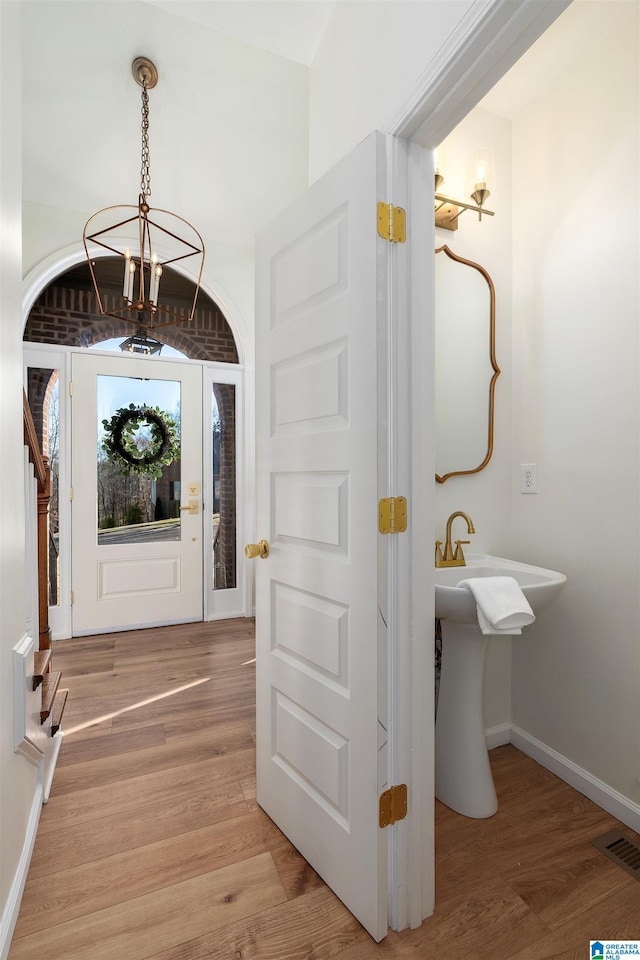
xmin=140 ymin=81 xmax=151 ymax=200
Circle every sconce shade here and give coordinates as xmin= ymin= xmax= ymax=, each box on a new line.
xmin=467 ymin=148 xmax=496 ymax=197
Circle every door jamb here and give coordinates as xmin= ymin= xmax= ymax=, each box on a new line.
xmin=385 ymin=0 xmax=571 ymax=147
xmin=381 ymin=0 xmax=572 ymax=932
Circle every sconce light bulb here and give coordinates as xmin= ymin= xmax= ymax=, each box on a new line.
xmin=474 ymin=166 xmax=488 ymax=194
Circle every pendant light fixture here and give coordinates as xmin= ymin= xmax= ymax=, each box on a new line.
xmin=83 ymin=57 xmax=205 ymax=331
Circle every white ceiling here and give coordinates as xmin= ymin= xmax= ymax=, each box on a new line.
xmin=141 ymin=0 xmax=337 ymax=65
xmin=139 ymin=2 xmax=634 ymax=119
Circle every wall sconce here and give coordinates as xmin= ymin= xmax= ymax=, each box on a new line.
xmin=434 ymin=149 xmax=495 ymax=232
xmin=83 ymin=57 xmax=205 ymax=331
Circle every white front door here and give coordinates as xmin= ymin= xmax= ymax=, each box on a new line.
xmin=71 ymin=352 xmax=203 ymax=634
xmin=253 ymin=131 xmax=397 ymax=941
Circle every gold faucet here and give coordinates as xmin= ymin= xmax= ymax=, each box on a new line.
xmin=435 ymin=511 xmax=475 ymax=567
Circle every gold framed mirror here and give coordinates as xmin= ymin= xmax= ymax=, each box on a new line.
xmin=435 ymin=245 xmax=500 ymax=483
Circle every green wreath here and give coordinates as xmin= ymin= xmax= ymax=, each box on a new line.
xmin=101 ymin=404 xmax=180 ymax=478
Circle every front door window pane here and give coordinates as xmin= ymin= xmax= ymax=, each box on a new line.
xmin=97 ymin=375 xmax=181 ymax=544
xmin=212 ymin=383 xmax=236 ymax=589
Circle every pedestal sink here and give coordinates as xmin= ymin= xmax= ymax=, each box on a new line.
xmin=435 ymin=554 xmax=566 ymax=818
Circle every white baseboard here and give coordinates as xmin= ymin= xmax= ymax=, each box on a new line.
xmin=510 ymin=724 xmax=640 ymax=834
xmin=485 ymin=722 xmax=511 ymax=750
xmin=43 ymin=732 xmax=64 ymax=803
xmin=0 ymin=783 xmax=43 ymax=960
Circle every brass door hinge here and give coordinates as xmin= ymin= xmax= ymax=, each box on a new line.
xmin=69 ymin=486 xmax=73 ymax=501
xmin=379 ymin=784 xmax=408 ymax=828
xmin=69 ymin=381 xmax=73 ymax=396
xmin=70 ymin=591 xmax=74 ymax=606
xmin=377 ymin=202 xmax=406 ymax=243
xmin=378 ymin=496 xmax=407 ymax=534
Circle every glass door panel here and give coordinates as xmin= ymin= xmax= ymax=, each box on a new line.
xmin=96 ymin=375 xmax=181 ymax=545
xmin=212 ymin=382 xmax=236 ymax=590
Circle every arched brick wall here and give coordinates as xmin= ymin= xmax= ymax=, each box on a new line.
xmin=24 ymin=280 xmax=238 ymax=363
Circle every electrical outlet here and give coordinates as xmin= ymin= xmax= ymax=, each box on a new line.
xmin=520 ymin=463 xmax=537 ymax=494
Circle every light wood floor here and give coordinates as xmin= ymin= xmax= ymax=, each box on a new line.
xmin=10 ymin=618 xmax=640 ymax=959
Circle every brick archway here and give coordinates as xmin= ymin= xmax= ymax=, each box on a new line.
xmin=23 ymin=260 xmax=239 ymax=363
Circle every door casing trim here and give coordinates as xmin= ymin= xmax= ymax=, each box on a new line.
xmin=380 ymin=0 xmax=572 ymax=933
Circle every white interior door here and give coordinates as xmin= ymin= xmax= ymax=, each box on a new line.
xmin=71 ymin=352 xmax=203 ymax=634
xmin=254 ymin=130 xmax=393 ymax=941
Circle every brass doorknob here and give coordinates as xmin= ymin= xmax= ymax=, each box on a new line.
xmin=244 ymin=540 xmax=269 ymax=559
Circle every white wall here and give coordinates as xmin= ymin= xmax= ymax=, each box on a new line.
xmin=309 ymin=0 xmax=474 ymax=182
xmin=510 ymin=7 xmax=640 ymax=802
xmin=434 ymin=107 xmax=513 ymax=730
xmin=0 ymin=4 xmax=42 ymax=954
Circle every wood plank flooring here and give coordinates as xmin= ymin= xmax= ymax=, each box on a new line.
xmin=10 ymin=618 xmax=640 ymax=958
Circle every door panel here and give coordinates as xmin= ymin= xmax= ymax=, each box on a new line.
xmin=71 ymin=353 xmax=203 ymax=634
xmin=254 ymin=131 xmax=389 ymax=941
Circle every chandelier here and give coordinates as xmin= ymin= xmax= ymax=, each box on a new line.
xmin=83 ymin=57 xmax=205 ymax=331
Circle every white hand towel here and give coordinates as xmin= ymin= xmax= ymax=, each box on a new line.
xmin=457 ymin=576 xmax=535 ymax=636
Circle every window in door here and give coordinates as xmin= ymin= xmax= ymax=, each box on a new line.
xmin=212 ymin=382 xmax=236 ymax=590
xmin=96 ymin=374 xmax=182 ymax=545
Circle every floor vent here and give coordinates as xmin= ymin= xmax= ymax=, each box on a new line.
xmin=592 ymin=829 xmax=640 ymax=880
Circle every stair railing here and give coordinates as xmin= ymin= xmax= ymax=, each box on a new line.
xmin=23 ymin=390 xmax=51 ymax=652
